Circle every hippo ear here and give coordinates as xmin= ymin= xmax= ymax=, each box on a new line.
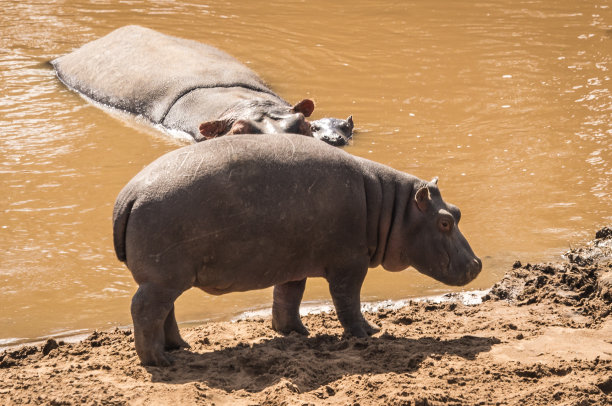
xmin=415 ymin=186 xmax=431 ymax=213
xmin=292 ymin=99 xmax=315 ymax=118
xmin=198 ymin=120 xmax=231 ymax=140
xmin=431 ymin=177 xmax=439 ymax=185
xmin=347 ymin=115 xmax=354 ymax=129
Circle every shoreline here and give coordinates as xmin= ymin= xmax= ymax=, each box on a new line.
xmin=0 ymin=290 xmax=490 ymax=353
xmin=1 ymin=227 xmax=610 ymax=405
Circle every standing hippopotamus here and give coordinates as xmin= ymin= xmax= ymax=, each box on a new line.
xmin=52 ymin=25 xmax=352 ymax=145
xmin=113 ymin=133 xmax=482 ymax=366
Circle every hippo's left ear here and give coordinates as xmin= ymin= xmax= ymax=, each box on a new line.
xmin=431 ymin=177 xmax=439 ymax=185
xmin=292 ymin=99 xmax=315 ymax=118
xmin=198 ymin=120 xmax=231 ymax=140
xmin=347 ymin=115 xmax=354 ymax=130
xmin=415 ymin=186 xmax=431 ymax=213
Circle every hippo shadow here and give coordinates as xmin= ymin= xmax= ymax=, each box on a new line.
xmin=145 ymin=332 xmax=500 ymax=393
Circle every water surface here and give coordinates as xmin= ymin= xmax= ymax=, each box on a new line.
xmin=1 ymin=0 xmax=610 ymax=346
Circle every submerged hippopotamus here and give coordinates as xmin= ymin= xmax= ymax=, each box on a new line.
xmin=113 ymin=133 xmax=482 ymax=366
xmin=311 ymin=115 xmax=354 ymax=146
xmin=52 ymin=25 xmax=353 ymax=145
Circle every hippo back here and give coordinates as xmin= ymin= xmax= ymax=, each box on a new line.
xmin=52 ymin=25 xmax=277 ymax=124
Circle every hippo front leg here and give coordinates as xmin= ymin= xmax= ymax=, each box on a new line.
xmin=272 ymin=279 xmax=309 ymax=335
xmin=327 ymin=262 xmax=380 ymax=338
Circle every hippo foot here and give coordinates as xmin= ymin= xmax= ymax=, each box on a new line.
xmin=165 ymin=336 xmax=190 ymax=351
xmin=271 ymin=317 xmax=309 ymax=336
xmin=363 ymin=319 xmax=380 ymax=336
xmin=342 ymin=325 xmax=369 ymax=338
xmin=343 ymin=318 xmax=380 ymax=338
xmin=138 ymin=348 xmax=173 ymax=367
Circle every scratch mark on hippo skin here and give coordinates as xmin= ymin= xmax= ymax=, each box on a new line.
xmin=307 ymin=179 xmax=318 ymax=194
xmin=176 ymin=149 xmax=193 ymax=171
xmin=149 ymin=211 xmax=250 ymax=263
xmin=192 ymin=156 xmax=206 ymax=179
xmin=221 ymin=138 xmax=236 ymax=160
xmin=279 ymin=133 xmax=297 ymax=159
xmin=228 ymin=139 xmax=236 ymax=158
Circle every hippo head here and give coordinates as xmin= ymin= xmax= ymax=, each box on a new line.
xmin=310 ymin=116 xmax=354 ymax=146
xmin=383 ymin=178 xmax=482 ymax=286
xmin=197 ymin=99 xmax=315 ymax=140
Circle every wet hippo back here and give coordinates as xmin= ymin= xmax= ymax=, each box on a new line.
xmin=52 ymin=25 xmax=275 ymax=124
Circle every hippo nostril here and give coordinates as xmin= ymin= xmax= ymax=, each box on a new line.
xmin=318 ymin=135 xmax=346 ymax=146
xmin=471 ymin=257 xmax=482 ymax=277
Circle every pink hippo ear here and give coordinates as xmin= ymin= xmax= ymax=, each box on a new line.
xmin=292 ymin=99 xmax=315 ymax=118
xmin=415 ymin=186 xmax=431 ymax=213
xmin=198 ymin=120 xmax=231 ymax=141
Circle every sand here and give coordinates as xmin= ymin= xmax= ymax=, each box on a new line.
xmin=1 ymin=228 xmax=611 ymax=405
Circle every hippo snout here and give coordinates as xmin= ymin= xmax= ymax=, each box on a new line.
xmin=320 ymin=134 xmax=349 ymax=146
xmin=450 ymin=256 xmax=482 ymax=286
xmin=467 ymin=256 xmax=483 ymax=282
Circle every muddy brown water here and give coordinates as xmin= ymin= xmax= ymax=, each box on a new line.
xmin=1 ymin=1 xmax=610 ymax=347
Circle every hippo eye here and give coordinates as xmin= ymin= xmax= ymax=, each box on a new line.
xmin=438 ymin=213 xmax=454 ymax=233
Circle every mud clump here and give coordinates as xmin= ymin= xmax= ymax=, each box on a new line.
xmin=42 ymin=339 xmax=59 ymax=356
xmin=595 ymin=226 xmax=612 ymax=240
xmin=484 ymin=227 xmax=612 ymax=323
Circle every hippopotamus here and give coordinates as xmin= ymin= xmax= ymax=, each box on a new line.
xmin=52 ymin=25 xmax=353 ymax=145
xmin=113 ymin=133 xmax=482 ymax=366
xmin=310 ymin=116 xmax=354 ymax=146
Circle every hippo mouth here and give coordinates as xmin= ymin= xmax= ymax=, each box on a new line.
xmin=445 ymin=256 xmax=482 ymax=286
xmin=316 ymin=133 xmax=349 ymax=146
xmin=413 ymin=250 xmax=480 ymax=287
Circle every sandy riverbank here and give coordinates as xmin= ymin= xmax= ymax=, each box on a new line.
xmin=1 ymin=228 xmax=610 ymax=405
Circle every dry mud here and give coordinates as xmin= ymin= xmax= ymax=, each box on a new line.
xmin=1 ymin=228 xmax=611 ymax=405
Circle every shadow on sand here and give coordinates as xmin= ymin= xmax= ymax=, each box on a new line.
xmin=146 ymin=332 xmax=500 ymax=393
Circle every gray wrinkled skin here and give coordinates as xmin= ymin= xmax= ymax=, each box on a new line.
xmin=51 ymin=25 xmax=351 ymax=144
xmin=310 ymin=116 xmax=354 ymax=146
xmin=113 ymin=133 xmax=482 ymax=366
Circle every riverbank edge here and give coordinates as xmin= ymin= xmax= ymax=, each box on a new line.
xmin=0 ymin=227 xmax=610 ymax=405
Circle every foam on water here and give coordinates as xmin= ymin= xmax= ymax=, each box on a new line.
xmin=233 ymin=289 xmax=490 ymax=321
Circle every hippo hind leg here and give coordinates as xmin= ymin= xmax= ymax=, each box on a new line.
xmin=272 ymin=279 xmax=309 ymax=335
xmin=164 ymin=305 xmax=190 ymax=350
xmin=131 ymin=283 xmax=186 ymax=366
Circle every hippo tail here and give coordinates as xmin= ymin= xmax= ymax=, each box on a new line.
xmin=112 ymin=188 xmax=136 ymax=263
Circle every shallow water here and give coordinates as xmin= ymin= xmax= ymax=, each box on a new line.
xmin=1 ymin=0 xmax=610 ymax=347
